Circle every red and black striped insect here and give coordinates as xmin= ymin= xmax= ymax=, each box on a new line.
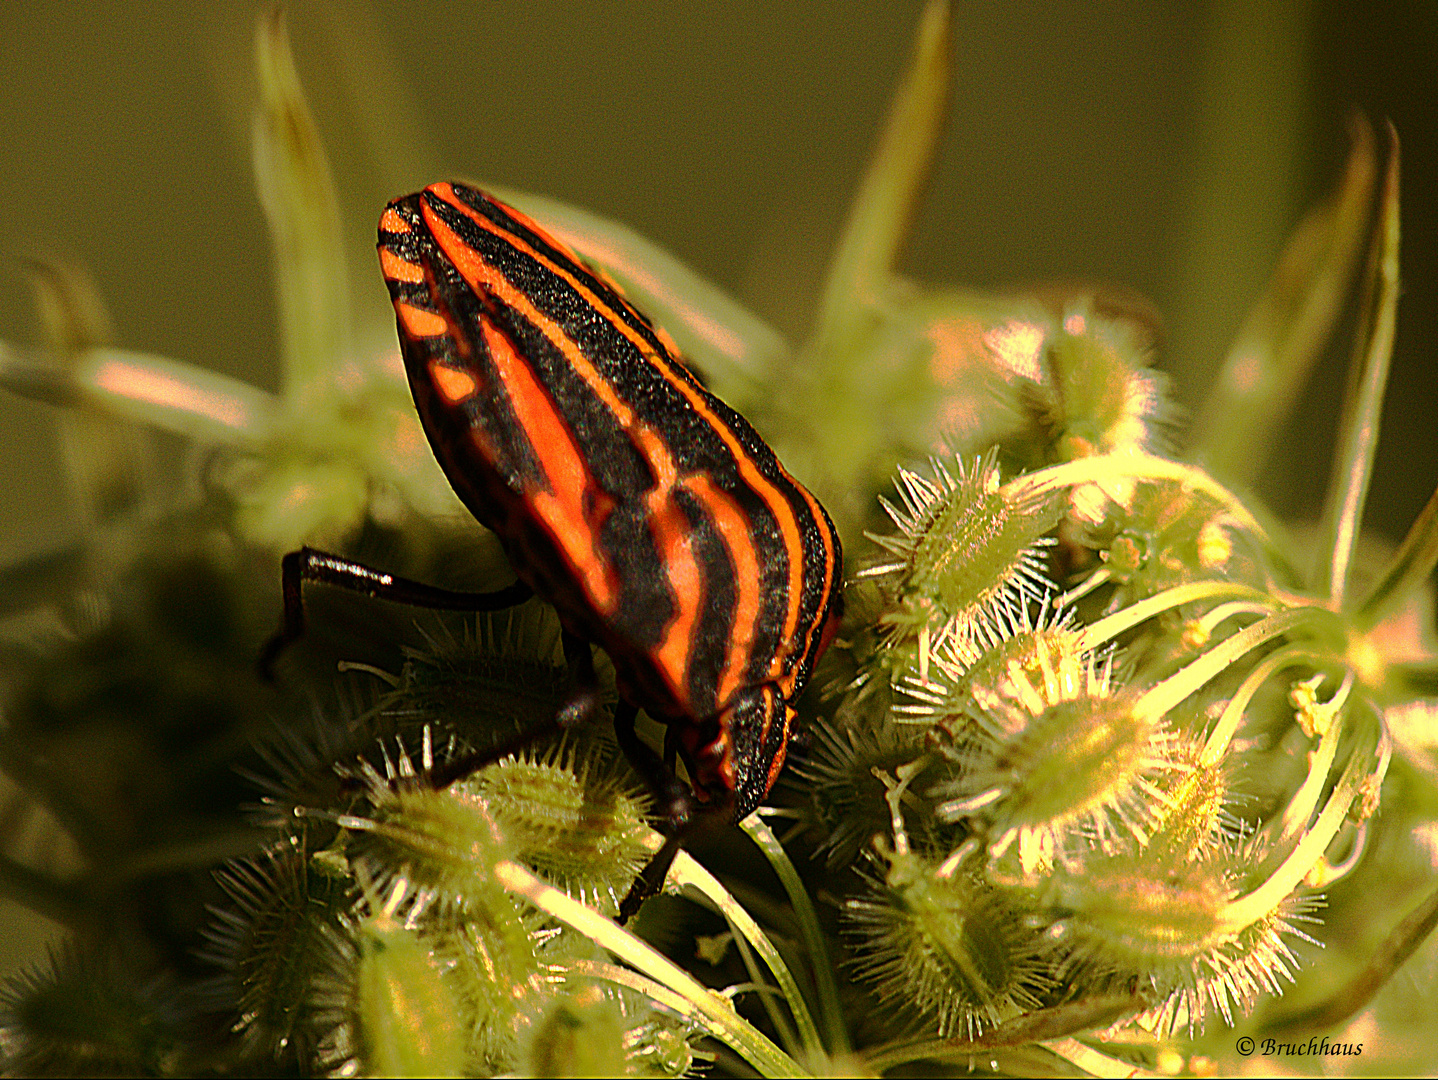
xmin=264 ymin=182 xmax=842 ymax=917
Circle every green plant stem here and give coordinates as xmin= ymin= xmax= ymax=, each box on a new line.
xmin=1355 ymin=477 xmax=1438 ymax=632
xmin=0 ymin=345 xmax=277 ymax=445
xmin=1045 ymin=1037 xmax=1165 ymax=1079
xmin=741 ymin=814 xmax=852 ymax=1056
xmin=493 ymin=859 xmax=809 ymax=1079
xmin=1076 ymin=579 xmax=1280 ymax=654
xmin=0 ymin=851 xmax=94 ymax=931
xmin=1186 ymin=116 xmax=1377 ymax=488
xmin=719 ymin=907 xmax=802 ymax=1058
xmin=1015 ymin=451 xmax=1269 ymax=540
xmin=568 ymin=958 xmax=799 ymax=1070
xmin=1273 ymin=692 xmax=1345 ymax=846
xmin=860 ymin=992 xmax=1151 ymax=1073
xmin=799 ymin=0 xmax=953 ymax=511
xmin=253 ymin=8 xmax=350 ymax=410
xmin=1134 ymin=608 xmax=1320 ymax=723
xmin=1199 ymin=645 xmax=1325 ymax=766
xmin=1223 ymin=723 xmax=1385 ymax=932
xmin=669 ymin=849 xmax=824 ymax=1063
xmin=75 ymin=348 xmax=277 ymax=445
xmin=810 ymin=0 xmax=952 ymax=347
xmin=1315 ymin=127 xmax=1400 ymax=606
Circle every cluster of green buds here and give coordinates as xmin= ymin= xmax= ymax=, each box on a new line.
xmin=815 ymin=410 xmax=1386 ymax=1039
xmin=2 ymin=1 xmax=1437 ymax=1077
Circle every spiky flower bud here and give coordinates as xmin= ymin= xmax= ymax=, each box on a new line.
xmin=858 ymin=451 xmax=1060 ymax=681
xmin=349 ymin=896 xmax=467 ymax=1078
xmin=0 ymin=946 xmax=183 ymax=1077
xmin=843 ymin=845 xmax=1049 ymax=1038
xmin=1041 ymin=845 xmax=1320 ymax=1032
xmin=474 ymin=750 xmax=654 ymax=918
xmin=202 ymin=839 xmax=354 ymax=1063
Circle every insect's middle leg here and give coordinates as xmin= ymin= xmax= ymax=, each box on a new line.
xmin=259 ymin=545 xmax=533 ymax=678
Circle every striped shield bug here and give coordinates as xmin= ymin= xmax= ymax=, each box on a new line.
xmin=263 ymin=182 xmax=843 ymax=917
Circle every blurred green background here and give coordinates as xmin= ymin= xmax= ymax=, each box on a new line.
xmin=2 ymin=0 xmax=1436 ymax=975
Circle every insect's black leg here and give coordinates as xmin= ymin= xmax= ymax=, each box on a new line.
xmin=612 ymin=703 xmax=710 ymax=924
xmin=259 ymin=545 xmax=533 ymax=679
xmin=426 ymin=630 xmax=602 ymax=789
xmin=662 ymin=724 xmax=682 ymax=772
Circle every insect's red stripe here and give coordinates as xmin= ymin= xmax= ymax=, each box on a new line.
xmin=683 ymin=473 xmax=761 ymax=704
xmin=380 ymin=247 xmax=424 ymax=283
xmin=425 ymin=183 xmax=814 ymax=679
xmin=762 ymin=687 xmax=790 ymax=792
xmin=397 ymin=302 xmax=448 ymax=338
xmin=428 ymin=360 xmax=478 ymax=405
xmin=629 ymin=427 xmax=707 ymax=700
xmin=379 ymin=207 xmax=411 ymax=234
xmin=477 ymin=319 xmax=621 ymax=614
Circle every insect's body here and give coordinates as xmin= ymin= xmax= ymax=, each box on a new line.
xmin=376 ymin=182 xmax=842 ymax=817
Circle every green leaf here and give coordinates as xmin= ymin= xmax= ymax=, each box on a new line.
xmin=252 ymin=8 xmax=350 ymax=410
xmin=1189 ymin=116 xmax=1378 ymax=487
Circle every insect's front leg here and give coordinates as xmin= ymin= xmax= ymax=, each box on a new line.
xmin=258 ymin=545 xmax=533 ymax=679
xmin=611 ymin=703 xmax=728 ymax=924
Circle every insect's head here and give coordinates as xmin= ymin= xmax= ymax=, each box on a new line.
xmin=718 ymin=684 xmax=794 ymax=820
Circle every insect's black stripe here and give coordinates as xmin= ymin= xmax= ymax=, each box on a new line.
xmin=672 ymin=483 xmax=739 ymax=715
xmin=382 ymin=200 xmax=553 ymax=503
xmin=446 ymin=184 xmax=677 ymax=361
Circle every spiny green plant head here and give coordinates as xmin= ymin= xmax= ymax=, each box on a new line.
xmin=861 ymin=454 xmax=1060 ymax=666
xmin=202 ymin=841 xmax=355 ymax=1063
xmin=1050 ymin=851 xmax=1236 ymax=964
xmin=1041 ymin=847 xmax=1321 ymax=1034
xmin=396 ymin=607 xmax=578 ymax=732
xmin=843 ymin=848 xmax=1050 ymax=1039
xmin=351 ymin=911 xmax=468 ymax=1079
xmin=905 ymin=622 xmax=1089 ymax=748
xmin=522 ymin=989 xmax=630 ymax=1079
xmin=469 ymin=750 xmax=654 ymax=918
xmin=0 ymin=946 xmax=185 ymax=1077
xmin=346 ymin=782 xmax=511 ymax=902
xmin=428 ymin=910 xmax=551 ymax=1067
xmin=1045 ymin=326 xmax=1166 ymax=461
xmin=795 ymin=700 xmax=929 ymax=868
xmin=1143 ymin=740 xmax=1234 ymax=864
xmin=949 ymin=687 xmax=1173 ymax=859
